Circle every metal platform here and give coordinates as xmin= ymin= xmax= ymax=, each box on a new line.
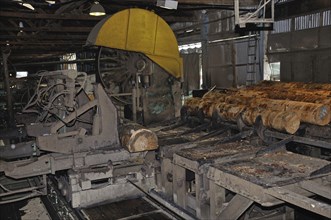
xmin=81 ymin=197 xmax=176 ymax=220
xmin=207 ymin=150 xmax=331 ymax=219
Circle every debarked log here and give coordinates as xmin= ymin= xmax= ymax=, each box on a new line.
xmin=119 ymin=123 xmax=158 ymax=153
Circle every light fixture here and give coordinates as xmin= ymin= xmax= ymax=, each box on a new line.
xmin=89 ymin=1 xmax=106 ymax=16
xmin=18 ymin=21 xmax=24 ymax=33
xmin=16 ymin=71 xmax=28 ymax=78
xmin=156 ymin=0 xmax=178 ymax=10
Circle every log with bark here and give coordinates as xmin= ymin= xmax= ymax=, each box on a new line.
xmin=120 ymin=123 xmax=158 ymax=153
xmin=250 ymin=98 xmax=331 ymax=126
xmin=183 ymin=97 xmax=201 ymax=115
xmin=181 ymin=81 xmax=331 ymax=134
xmin=256 ymin=81 xmax=331 ymax=91
xmin=214 ymin=103 xmax=246 ymax=122
xmin=240 ymin=86 xmax=331 ymax=104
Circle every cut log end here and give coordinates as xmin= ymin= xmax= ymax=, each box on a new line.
xmin=120 ymin=124 xmax=159 ymax=153
xmin=126 ymin=129 xmax=158 ymax=153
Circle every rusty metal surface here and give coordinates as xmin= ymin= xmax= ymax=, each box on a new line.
xmin=176 ymin=141 xmax=259 ymax=162
xmin=82 ymin=197 xmax=173 ymax=220
xmin=212 ymin=150 xmax=330 ymax=187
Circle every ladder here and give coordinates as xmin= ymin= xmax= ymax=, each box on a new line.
xmin=246 ymin=33 xmax=258 ymax=85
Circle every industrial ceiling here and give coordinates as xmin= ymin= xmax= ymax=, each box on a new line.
xmin=0 ymin=0 xmax=260 ymax=65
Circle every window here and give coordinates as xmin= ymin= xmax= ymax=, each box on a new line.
xmin=62 ymin=53 xmax=77 ymax=70
xmin=269 ymin=62 xmax=280 ymax=81
xmin=295 ymin=13 xmax=320 ymax=31
xmin=272 ymin=19 xmax=291 ymax=33
xmin=322 ymin=10 xmax=331 ymax=26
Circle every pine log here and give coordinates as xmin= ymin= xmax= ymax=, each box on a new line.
xmin=214 ymin=103 xmax=246 ymax=122
xmin=242 ymin=109 xmax=260 ymax=125
xmin=240 ymin=87 xmax=331 ymax=104
xmin=120 ymin=123 xmax=158 ymax=153
xmin=250 ymin=98 xmax=331 ymax=126
xmin=242 ymin=109 xmax=300 ymax=134
xmin=261 ymin=110 xmax=301 ymax=134
xmin=253 ymin=81 xmax=331 ymax=92
xmin=182 ymin=82 xmax=331 ymax=132
xmin=183 ymin=97 xmax=201 ymax=116
xmin=202 ymin=91 xmax=228 ymax=101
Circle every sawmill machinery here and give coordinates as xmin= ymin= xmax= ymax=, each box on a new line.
xmin=86 ymin=8 xmax=183 ymax=125
xmin=0 ymin=69 xmax=159 ymax=208
xmin=0 ymin=8 xmax=182 ymax=210
xmin=0 ymin=8 xmax=330 ymax=220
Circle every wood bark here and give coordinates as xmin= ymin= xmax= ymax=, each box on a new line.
xmin=239 ymin=88 xmax=331 ymax=104
xmin=214 ymin=103 xmax=246 ymax=122
xmin=256 ymin=81 xmax=331 ymax=91
xmin=120 ymin=123 xmax=158 ymax=153
xmin=183 ymin=97 xmax=201 ymax=116
xmin=182 ymin=81 xmax=331 ymax=133
xmin=250 ymin=98 xmax=330 ymax=126
xmin=261 ymin=111 xmax=301 ymax=134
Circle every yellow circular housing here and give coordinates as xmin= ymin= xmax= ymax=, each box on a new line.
xmin=87 ymin=8 xmax=183 ymax=79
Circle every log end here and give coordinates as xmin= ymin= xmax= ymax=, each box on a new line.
xmin=123 ymin=129 xmax=158 ymax=153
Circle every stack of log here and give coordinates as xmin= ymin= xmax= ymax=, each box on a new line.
xmin=182 ymin=81 xmax=331 ymax=134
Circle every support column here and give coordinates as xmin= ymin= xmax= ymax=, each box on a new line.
xmin=173 ymin=164 xmax=187 ymax=208
xmin=209 ymin=180 xmax=226 ymax=219
xmin=2 ymin=49 xmax=14 ymax=127
xmin=201 ymin=11 xmax=210 ymax=89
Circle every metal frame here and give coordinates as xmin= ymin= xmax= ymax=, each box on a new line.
xmin=207 ymin=152 xmax=331 ymax=219
xmin=234 ymin=0 xmax=275 ymax=28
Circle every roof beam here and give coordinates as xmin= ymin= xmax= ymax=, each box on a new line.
xmin=177 ymin=0 xmax=259 ymax=5
xmin=0 ymin=11 xmax=102 ymax=20
xmin=0 ymin=34 xmax=87 ymax=40
xmin=0 ymin=11 xmax=197 ymax=23
xmin=0 ymin=27 xmax=93 ymax=33
xmin=0 ymin=41 xmax=85 ymax=45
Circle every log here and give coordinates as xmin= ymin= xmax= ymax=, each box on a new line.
xmin=183 ymin=97 xmax=201 ymax=116
xmin=199 ymin=100 xmax=216 ymax=117
xmin=120 ymin=123 xmax=158 ymax=153
xmin=242 ymin=108 xmax=260 ymax=125
xmin=214 ymin=103 xmax=246 ymax=122
xmin=242 ymin=109 xmax=300 ymax=134
xmin=261 ymin=81 xmax=331 ymax=91
xmin=239 ymin=87 xmax=331 ymax=104
xmin=182 ymin=82 xmax=331 ymax=133
xmin=202 ymin=91 xmax=228 ymax=101
xmin=250 ymin=98 xmax=331 ymax=126
xmin=261 ymin=110 xmax=300 ymax=134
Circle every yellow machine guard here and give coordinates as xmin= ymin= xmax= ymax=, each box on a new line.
xmin=86 ymin=8 xmax=183 ymax=79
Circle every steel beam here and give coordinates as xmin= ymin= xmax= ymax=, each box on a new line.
xmin=218 ymin=194 xmax=254 ymax=220
xmin=266 ymin=187 xmax=331 ymax=218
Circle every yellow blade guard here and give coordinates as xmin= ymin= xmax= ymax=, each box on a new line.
xmin=87 ymin=8 xmax=183 ymax=79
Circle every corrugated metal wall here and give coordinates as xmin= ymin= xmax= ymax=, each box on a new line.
xmin=207 ymin=38 xmax=261 ymax=88
xmin=267 ymin=9 xmax=331 ymax=82
xmin=202 ymin=11 xmax=262 ymax=88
